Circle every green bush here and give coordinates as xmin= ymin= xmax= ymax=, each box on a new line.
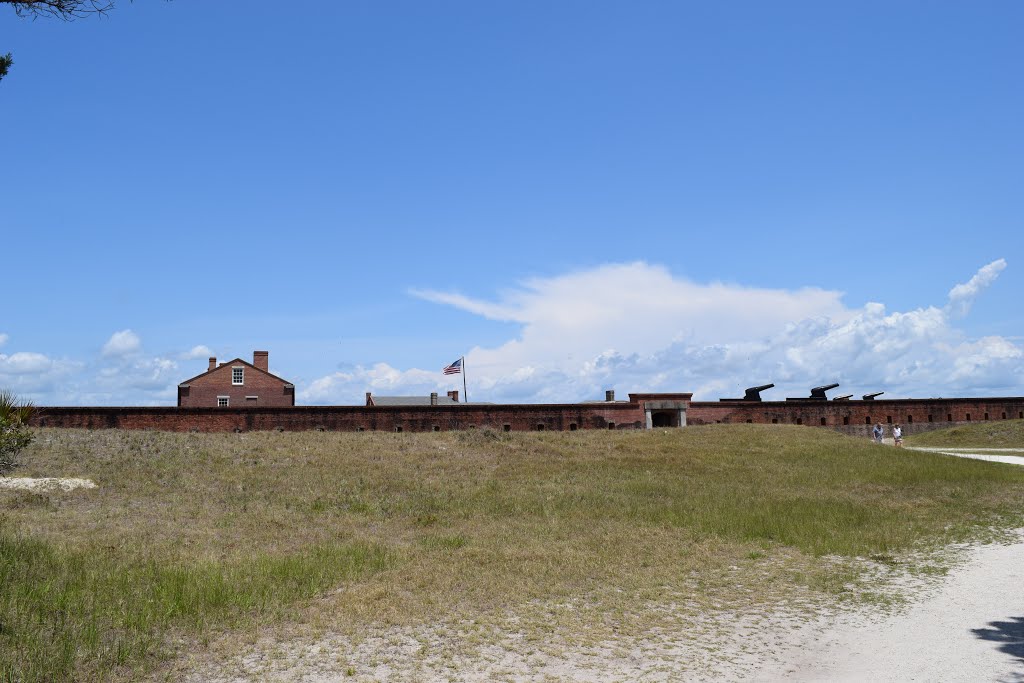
xmin=0 ymin=389 xmax=34 ymax=476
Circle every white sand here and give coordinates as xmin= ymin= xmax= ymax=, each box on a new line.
xmin=0 ymin=477 xmax=97 ymax=492
xmin=176 ymin=534 xmax=1024 ymax=682
xmin=754 ymin=535 xmax=1024 ymax=682
xmin=906 ymin=446 xmax=1024 ymax=466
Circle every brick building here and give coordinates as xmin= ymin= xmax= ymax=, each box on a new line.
xmin=177 ymin=351 xmax=295 ymax=408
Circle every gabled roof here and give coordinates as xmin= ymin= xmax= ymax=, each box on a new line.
xmin=178 ymin=358 xmax=294 ymax=387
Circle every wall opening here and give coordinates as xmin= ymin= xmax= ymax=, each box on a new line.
xmin=887 ymin=415 xmax=893 ymax=424
xmin=820 ymin=417 xmax=826 ymax=426
xmin=395 ymin=426 xmax=403 ymax=432
xmin=652 ymin=411 xmax=677 ymax=427
xmin=1002 ymin=412 xmax=1007 ymax=420
xmin=843 ymin=416 xmax=849 ymax=426
xmin=948 ymin=414 xmax=953 ymax=422
xmin=966 ymin=413 xmax=972 ymax=421
xmin=984 ymin=412 xmax=989 ymax=420
xmin=865 ymin=416 xmax=872 ymax=425
xmin=746 ymin=419 xmax=753 ymax=423
xmin=536 ymin=424 xmax=545 ymax=431
xmin=796 ymin=418 xmax=803 ymax=425
xmin=357 ymin=426 xmax=365 ymax=432
xmin=608 ymin=422 xmax=616 ymax=430
xmin=433 ymin=425 xmax=440 ymax=432
xmin=569 ymin=423 xmax=578 ymax=431
xmin=907 ymin=415 xmax=913 ymax=424
xmin=928 ymin=414 xmax=933 ymax=422
xmin=503 ymin=424 xmax=511 ymax=432
xmin=771 ymin=418 xmax=778 ymax=424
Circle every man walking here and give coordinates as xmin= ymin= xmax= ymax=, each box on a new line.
xmin=872 ymin=423 xmax=884 ymax=443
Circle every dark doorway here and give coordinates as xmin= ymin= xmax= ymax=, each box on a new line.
xmin=652 ymin=411 xmax=677 ymax=427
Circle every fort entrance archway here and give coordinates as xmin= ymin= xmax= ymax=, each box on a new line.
xmin=639 ymin=399 xmax=689 ymax=429
xmin=651 ymin=411 xmax=678 ymax=427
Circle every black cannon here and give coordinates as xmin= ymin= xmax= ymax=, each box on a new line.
xmin=862 ymin=392 xmax=885 ymax=400
xmin=833 ymin=394 xmax=853 ymax=401
xmin=787 ymin=383 xmax=839 ymax=401
xmin=719 ymin=383 xmax=774 ymax=402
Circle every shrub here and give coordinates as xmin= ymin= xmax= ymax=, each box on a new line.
xmin=0 ymin=389 xmax=34 ymax=476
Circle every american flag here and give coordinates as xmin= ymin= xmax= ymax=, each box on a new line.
xmin=443 ymin=358 xmax=462 ymax=375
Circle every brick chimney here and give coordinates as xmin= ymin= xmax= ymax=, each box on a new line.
xmin=447 ymin=390 xmax=459 ymax=403
xmin=208 ymin=357 xmax=217 ymax=372
xmin=430 ymin=392 xmax=438 ymax=406
xmin=365 ymin=392 xmax=373 ymax=406
xmin=605 ymin=389 xmax=615 ymax=402
xmin=253 ymin=351 xmax=269 ymax=373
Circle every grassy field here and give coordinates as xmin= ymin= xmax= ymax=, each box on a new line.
xmin=907 ymin=418 xmax=1024 ymax=448
xmin=3 ymin=424 xmax=1024 ymax=681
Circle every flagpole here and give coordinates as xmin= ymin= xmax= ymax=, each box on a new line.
xmin=462 ymin=356 xmax=468 ymax=404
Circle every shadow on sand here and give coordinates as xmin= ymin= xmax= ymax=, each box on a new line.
xmin=972 ymin=616 xmax=1024 ymax=681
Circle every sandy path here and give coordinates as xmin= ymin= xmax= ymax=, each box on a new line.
xmin=181 ymin=537 xmax=1024 ymax=682
xmin=906 ymin=446 xmax=1024 ymax=467
xmin=753 ymin=537 xmax=1024 ymax=682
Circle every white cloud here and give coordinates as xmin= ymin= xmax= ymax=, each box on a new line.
xmin=301 ymin=363 xmax=446 ymax=404
xmin=182 ymin=345 xmax=214 ymax=360
xmin=0 ymin=333 xmax=8 ymax=348
xmin=946 ymin=258 xmax=1006 ymax=318
xmin=0 ymin=350 xmax=81 ymax=398
xmin=413 ymin=262 xmax=849 ymax=380
xmin=101 ymin=329 xmax=142 ymax=358
xmin=0 ymin=352 xmax=55 ymax=375
xmin=327 ymin=259 xmax=1019 ymax=404
xmin=96 ymin=356 xmax=180 ymax=392
xmin=5 ymin=260 xmax=1019 ymax=407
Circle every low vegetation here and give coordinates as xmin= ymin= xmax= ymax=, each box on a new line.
xmin=907 ymin=418 xmax=1024 ymax=448
xmin=3 ymin=424 xmax=1024 ymax=681
xmin=0 ymin=389 xmax=34 ymax=476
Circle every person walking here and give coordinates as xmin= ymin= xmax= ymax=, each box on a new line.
xmin=872 ymin=423 xmax=884 ymax=443
xmin=893 ymin=423 xmax=903 ymax=447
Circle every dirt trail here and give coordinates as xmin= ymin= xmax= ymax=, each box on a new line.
xmin=753 ymin=535 xmax=1024 ymax=682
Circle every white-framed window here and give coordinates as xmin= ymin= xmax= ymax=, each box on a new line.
xmin=232 ymin=367 xmax=244 ymax=385
xmin=217 ymin=396 xmax=229 ymax=407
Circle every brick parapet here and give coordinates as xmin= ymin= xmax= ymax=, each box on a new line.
xmin=688 ymin=397 xmax=1024 ymax=436
xmin=30 ymin=403 xmax=647 ymax=433
xmin=27 ymin=396 xmax=1023 ymax=435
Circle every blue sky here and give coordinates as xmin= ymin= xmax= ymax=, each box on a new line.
xmin=1 ymin=1 xmax=1021 ymax=406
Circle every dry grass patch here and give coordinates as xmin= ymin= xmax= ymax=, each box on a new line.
xmin=3 ymin=425 xmax=1024 ymax=681
xmin=907 ymin=418 xmax=1024 ymax=448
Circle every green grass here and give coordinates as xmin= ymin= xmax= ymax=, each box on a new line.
xmin=3 ymin=424 xmax=1024 ymax=680
xmin=0 ymin=534 xmax=389 ymax=682
xmin=907 ymin=418 xmax=1024 ymax=448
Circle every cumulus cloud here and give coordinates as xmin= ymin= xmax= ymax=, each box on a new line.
xmin=101 ymin=329 xmax=142 ymax=358
xmin=0 ymin=349 xmax=80 ymax=397
xmin=308 ymin=259 xmax=1018 ymax=404
xmin=413 ymin=262 xmax=849 ymax=375
xmin=301 ymin=363 xmax=443 ymax=404
xmin=182 ymin=345 xmax=214 ymax=360
xmin=6 ymin=259 xmax=1018 ymax=406
xmin=0 ymin=352 xmax=56 ymax=376
xmin=0 ymin=332 xmax=189 ymax=406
